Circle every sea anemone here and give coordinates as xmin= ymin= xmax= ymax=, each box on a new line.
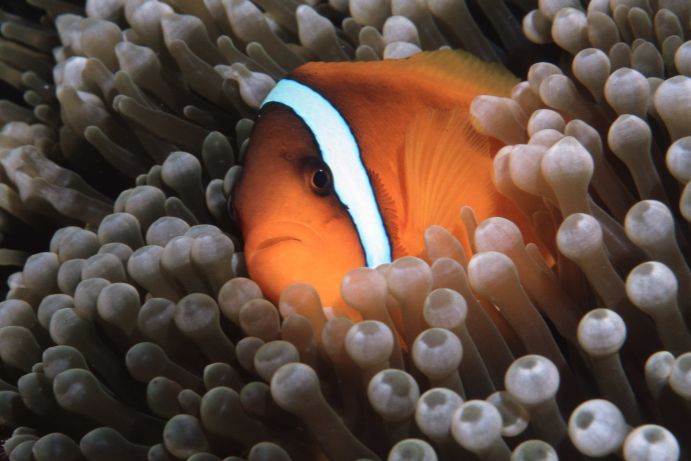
xmin=0 ymin=0 xmax=690 ymax=460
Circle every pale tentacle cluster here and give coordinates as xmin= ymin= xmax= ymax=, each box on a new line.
xmin=467 ymin=0 xmax=691 ymax=458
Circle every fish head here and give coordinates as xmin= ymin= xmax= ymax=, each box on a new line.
xmin=233 ymin=103 xmax=366 ymax=309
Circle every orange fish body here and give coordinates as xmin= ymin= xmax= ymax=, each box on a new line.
xmin=234 ymin=50 xmax=533 ymax=315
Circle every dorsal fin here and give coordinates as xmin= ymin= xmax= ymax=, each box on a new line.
xmin=292 ymin=49 xmax=518 ymax=110
xmin=398 ymin=50 xmax=518 ymax=97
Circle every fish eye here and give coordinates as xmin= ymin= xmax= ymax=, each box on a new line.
xmin=310 ymin=164 xmax=332 ymax=196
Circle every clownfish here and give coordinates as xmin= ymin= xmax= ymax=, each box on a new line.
xmin=233 ymin=50 xmax=536 ymax=316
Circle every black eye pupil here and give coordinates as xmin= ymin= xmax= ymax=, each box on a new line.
xmin=313 ymin=169 xmax=329 ymax=190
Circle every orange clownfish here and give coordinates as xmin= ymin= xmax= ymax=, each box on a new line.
xmin=234 ymin=50 xmax=534 ymax=315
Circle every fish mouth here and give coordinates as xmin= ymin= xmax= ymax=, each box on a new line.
xmin=255 ymin=236 xmax=301 ymax=251
xmin=247 ymin=221 xmax=323 ymax=253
